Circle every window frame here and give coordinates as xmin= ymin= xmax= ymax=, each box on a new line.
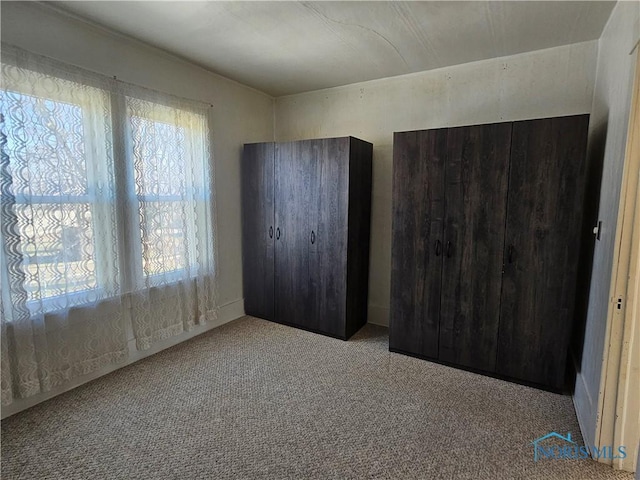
xmin=1 ymin=79 xmax=117 ymax=312
xmin=121 ymin=97 xmax=210 ymax=288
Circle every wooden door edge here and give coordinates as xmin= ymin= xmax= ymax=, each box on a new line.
xmin=595 ymin=47 xmax=640 ymax=472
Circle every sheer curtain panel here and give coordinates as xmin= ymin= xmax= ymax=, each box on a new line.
xmin=0 ymin=45 xmax=218 ymax=406
xmin=120 ymin=85 xmax=218 ymax=350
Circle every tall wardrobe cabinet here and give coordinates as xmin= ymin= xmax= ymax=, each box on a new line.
xmin=390 ymin=115 xmax=590 ymax=391
xmin=242 ymin=137 xmax=373 ymax=340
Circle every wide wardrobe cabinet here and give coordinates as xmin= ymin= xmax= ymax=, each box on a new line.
xmin=242 ymin=137 xmax=373 ymax=340
xmin=390 ymin=114 xmax=590 ymax=391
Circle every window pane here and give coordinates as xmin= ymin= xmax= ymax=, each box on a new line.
xmin=139 ymin=200 xmax=187 ymax=276
xmin=2 ymin=90 xmax=89 ymax=197
xmin=15 ymin=203 xmax=98 ymax=300
xmin=130 ymin=116 xmax=187 ymax=197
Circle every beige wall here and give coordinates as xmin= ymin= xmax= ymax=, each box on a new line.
xmin=275 ymin=41 xmax=597 ymax=326
xmin=1 ymin=1 xmax=275 ymax=310
xmin=574 ymin=0 xmax=640 ymax=449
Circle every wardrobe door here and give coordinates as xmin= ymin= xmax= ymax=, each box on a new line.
xmin=439 ymin=123 xmax=511 ymax=371
xmin=497 ymin=115 xmax=589 ymax=389
xmin=310 ymin=138 xmax=350 ymax=336
xmin=274 ymin=141 xmax=313 ymax=328
xmin=390 ymin=129 xmax=446 ymax=358
xmin=241 ymin=143 xmax=275 ymax=320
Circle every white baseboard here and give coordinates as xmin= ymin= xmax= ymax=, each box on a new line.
xmin=1 ymin=299 xmax=245 ymax=419
xmin=367 ymin=304 xmax=389 ymax=327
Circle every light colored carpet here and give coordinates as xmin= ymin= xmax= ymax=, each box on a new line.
xmin=1 ymin=316 xmax=633 ymax=479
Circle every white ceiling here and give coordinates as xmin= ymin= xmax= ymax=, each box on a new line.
xmin=50 ymin=1 xmax=615 ymax=97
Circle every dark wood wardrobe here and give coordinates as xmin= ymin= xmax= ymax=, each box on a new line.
xmin=389 ymin=114 xmax=590 ymax=391
xmin=242 ymin=136 xmax=373 ymax=340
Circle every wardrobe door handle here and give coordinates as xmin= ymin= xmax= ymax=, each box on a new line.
xmin=446 ymin=241 xmax=453 ymax=258
xmin=276 ymin=227 xmax=281 ymax=240
xmin=435 ymin=239 xmax=442 ymax=256
xmin=508 ymin=245 xmax=515 ymax=264
xmin=269 ymin=226 xmax=273 ymax=239
xmin=311 ymin=230 xmax=316 ymax=245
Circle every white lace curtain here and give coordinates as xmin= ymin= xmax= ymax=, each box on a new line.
xmin=0 ymin=45 xmax=218 ymax=406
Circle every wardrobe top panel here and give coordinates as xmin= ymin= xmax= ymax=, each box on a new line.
xmin=244 ymin=136 xmax=372 ymax=147
xmin=393 ymin=113 xmax=590 ymax=136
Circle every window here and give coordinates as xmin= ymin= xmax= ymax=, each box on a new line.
xmin=126 ymin=98 xmax=209 ymax=283
xmin=1 ymin=72 xmax=115 ymax=311
xmin=1 ymin=58 xmax=214 ymax=314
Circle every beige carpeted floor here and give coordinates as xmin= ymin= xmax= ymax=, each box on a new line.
xmin=1 ymin=316 xmax=633 ymax=479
